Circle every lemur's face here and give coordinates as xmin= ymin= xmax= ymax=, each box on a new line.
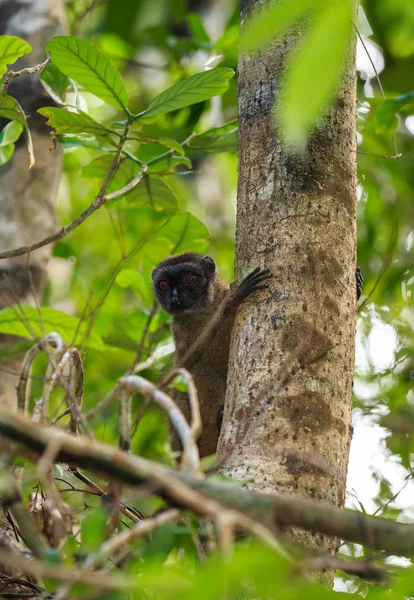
xmin=152 ymin=253 xmax=216 ymax=314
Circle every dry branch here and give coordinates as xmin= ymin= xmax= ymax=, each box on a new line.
xmin=304 ymin=555 xmax=388 ymax=583
xmin=17 ymin=333 xmax=64 ymax=413
xmin=67 ymin=348 xmax=84 ymax=435
xmin=0 ymin=470 xmax=50 ymax=560
xmin=170 ymin=368 xmax=201 ymax=444
xmin=118 ymin=386 xmax=132 ymax=452
xmin=0 ymin=54 xmax=50 ymax=94
xmin=118 ymin=375 xmax=200 ymax=473
xmin=0 ymin=548 xmax=132 ymax=591
xmin=1 ymin=411 xmax=414 ymax=557
xmin=88 ymin=509 xmax=178 ymax=567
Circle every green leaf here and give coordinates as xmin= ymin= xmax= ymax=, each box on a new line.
xmin=374 ymin=92 xmax=414 ymax=134
xmin=115 ymin=271 xmax=156 ymax=306
xmin=189 ymin=120 xmax=238 ymax=153
xmin=58 ymin=135 xmax=112 ymax=150
xmin=158 ymin=137 xmax=185 ymax=156
xmin=0 ymin=93 xmax=26 ymax=124
xmin=83 ymin=155 xmax=138 ymax=198
xmin=46 ymin=36 xmax=129 ymax=111
xmin=38 ymin=107 xmax=112 ymax=135
xmin=83 ymin=154 xmax=119 ymax=183
xmin=0 ymin=142 xmax=14 ymax=166
xmin=240 ymin=0 xmax=313 ymax=52
xmin=40 ymin=62 xmax=70 ymax=104
xmin=168 ymin=213 xmax=209 ymax=254
xmin=129 ymin=175 xmax=179 ymax=212
xmin=170 ymin=155 xmax=192 ymax=169
xmin=0 ymin=120 xmax=24 ymax=146
xmin=187 ymin=13 xmax=211 ymax=45
xmin=80 ymin=506 xmax=107 ymax=551
xmin=0 ymin=121 xmax=24 ymax=166
xmin=0 ymin=35 xmax=32 ymax=76
xmin=83 ymin=156 xmax=178 ymax=211
xmin=115 ymin=269 xmax=142 ymax=293
xmin=0 ymin=94 xmax=34 ymax=168
xmin=144 ymin=68 xmax=234 ymax=118
xmin=280 ymin=0 xmax=353 ymax=147
xmin=0 ymin=305 xmax=104 ymax=351
xmin=0 ymin=340 xmax=33 ymax=360
xmin=145 ymin=212 xmax=210 ymax=260
xmin=214 ymin=26 xmax=238 ymax=62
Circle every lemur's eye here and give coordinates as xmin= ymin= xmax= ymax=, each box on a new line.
xmin=159 ymin=281 xmax=169 ymax=291
xmin=186 ymin=274 xmax=198 ymax=285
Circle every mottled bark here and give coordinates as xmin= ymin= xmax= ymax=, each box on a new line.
xmin=0 ymin=0 xmax=66 ymax=410
xmin=218 ymin=0 xmax=357 ymax=556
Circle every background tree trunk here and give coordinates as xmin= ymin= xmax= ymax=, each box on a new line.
xmin=218 ymin=0 xmax=357 ymax=556
xmin=0 ymin=0 xmax=66 ymax=410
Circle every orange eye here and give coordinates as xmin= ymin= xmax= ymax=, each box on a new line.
xmin=186 ymin=274 xmax=198 ymax=285
xmin=159 ymin=281 xmax=169 ymax=291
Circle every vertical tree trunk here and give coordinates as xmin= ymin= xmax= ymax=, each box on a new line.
xmin=0 ymin=0 xmax=66 ymax=410
xmin=218 ymin=0 xmax=357 ymax=556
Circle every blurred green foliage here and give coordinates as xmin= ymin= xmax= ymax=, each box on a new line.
xmin=0 ymin=0 xmax=413 ymax=596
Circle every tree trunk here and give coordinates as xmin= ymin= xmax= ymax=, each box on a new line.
xmin=0 ymin=0 xmax=66 ymax=410
xmin=218 ymin=0 xmax=357 ymax=556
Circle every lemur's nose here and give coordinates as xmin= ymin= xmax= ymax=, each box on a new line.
xmin=171 ymin=287 xmax=180 ymax=305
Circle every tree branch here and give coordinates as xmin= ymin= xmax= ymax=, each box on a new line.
xmin=118 ymin=375 xmax=200 ymax=473
xmin=1 ymin=411 xmax=414 ymax=557
xmin=0 ymin=54 xmax=50 ymax=94
xmin=0 ymin=126 xmax=146 ymax=260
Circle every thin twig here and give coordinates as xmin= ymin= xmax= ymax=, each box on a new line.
xmin=133 ymin=354 xmax=156 ymax=374
xmin=0 ymin=470 xmax=50 ymax=560
xmin=119 ymin=375 xmax=200 ymax=473
xmin=103 ymin=166 xmax=147 ymax=201
xmin=130 ymin=396 xmax=150 ymax=438
xmin=50 ymin=408 xmax=71 ymax=426
xmin=0 ymin=133 xmax=194 ymax=260
xmin=373 ymin=468 xmax=414 ymax=517
xmin=37 ymin=347 xmax=91 ymax=437
xmin=93 ymin=509 xmax=178 ymax=565
xmin=17 ymin=333 xmax=65 ymax=414
xmin=358 ymin=217 xmax=398 ymax=311
xmin=67 ymin=348 xmax=84 ymax=435
xmin=0 ymin=54 xmax=51 ymax=94
xmin=0 ymin=549 xmax=132 ymax=591
xmin=53 ymin=509 xmax=177 ymax=600
xmin=38 ymin=345 xmax=68 ymax=424
xmin=304 ymin=554 xmax=388 ymax=582
xmin=17 ymin=344 xmax=42 ymax=413
xmin=0 ymin=121 xmax=136 ymax=260
xmin=355 ymin=26 xmax=401 ymax=159
xmin=85 ymin=385 xmax=120 ymax=421
xmin=70 ymin=468 xmax=144 ymax=523
xmin=170 ymin=368 xmax=201 ymax=444
xmin=118 ymin=387 xmax=132 ymax=452
xmin=129 ymin=302 xmax=157 ymax=373
xmin=78 ymin=237 xmax=152 ymax=354
xmin=357 ymin=150 xmax=402 ymax=159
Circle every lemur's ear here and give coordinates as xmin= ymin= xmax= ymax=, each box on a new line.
xmin=202 ymin=256 xmax=216 ymax=275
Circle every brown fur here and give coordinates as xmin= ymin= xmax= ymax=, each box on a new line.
xmin=152 ymin=253 xmax=271 ymax=459
xmin=171 ymin=279 xmax=232 ymax=457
